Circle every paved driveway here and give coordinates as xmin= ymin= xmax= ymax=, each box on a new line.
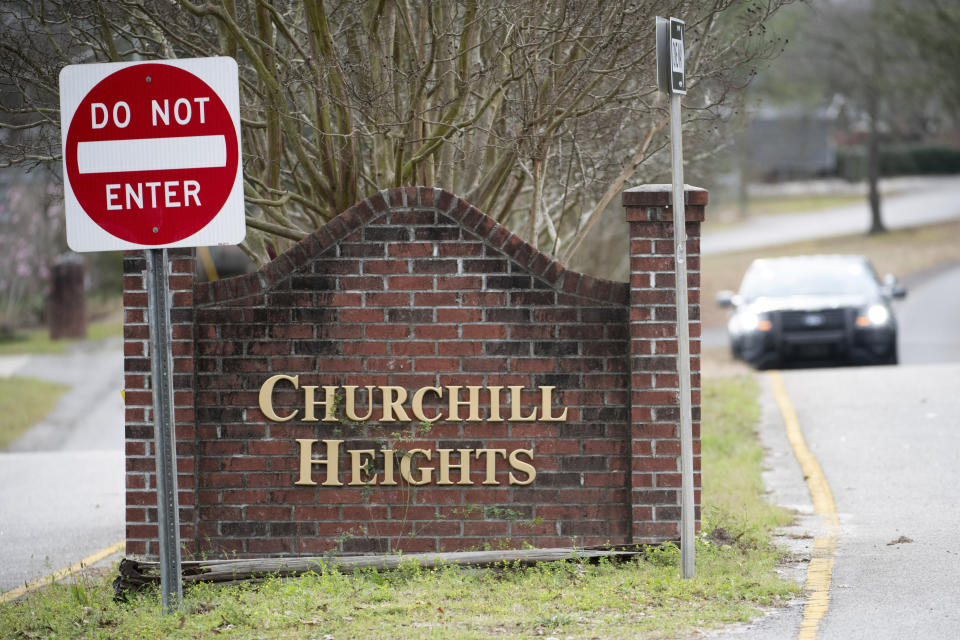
xmin=0 ymin=338 xmax=124 ymax=593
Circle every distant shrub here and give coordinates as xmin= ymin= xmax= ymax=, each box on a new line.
xmin=837 ymin=144 xmax=960 ymax=181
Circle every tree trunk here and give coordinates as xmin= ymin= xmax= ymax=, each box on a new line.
xmin=866 ymin=42 xmax=886 ymax=235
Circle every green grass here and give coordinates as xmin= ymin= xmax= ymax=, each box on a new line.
xmin=0 ymin=320 xmax=122 ymax=356
xmin=701 ymin=377 xmax=794 ymax=548
xmin=0 ymin=376 xmax=69 ymax=449
xmin=0 ymin=377 xmax=800 ymax=639
xmin=745 ymin=193 xmax=868 ymax=216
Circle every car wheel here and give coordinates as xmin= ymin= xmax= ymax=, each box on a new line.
xmin=884 ymin=342 xmax=898 ymax=366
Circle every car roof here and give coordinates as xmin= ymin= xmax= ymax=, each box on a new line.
xmin=750 ymin=254 xmax=872 ymax=270
xmin=748 ymin=255 xmax=869 ymax=269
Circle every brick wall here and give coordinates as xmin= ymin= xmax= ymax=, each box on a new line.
xmin=123 ymin=185 xmax=705 ymax=558
xmin=624 ymin=186 xmax=706 ymax=541
xmin=123 ymin=248 xmax=197 ymax=554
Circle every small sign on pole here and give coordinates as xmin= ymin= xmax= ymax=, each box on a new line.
xmin=656 ymin=17 xmax=686 ymax=95
xmin=656 ymin=16 xmax=695 ymax=579
xmin=669 ymin=19 xmax=686 ymax=95
xmin=60 ymin=57 xmax=244 ymax=612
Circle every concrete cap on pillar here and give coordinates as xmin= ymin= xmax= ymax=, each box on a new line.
xmin=622 ymin=184 xmax=708 ymax=207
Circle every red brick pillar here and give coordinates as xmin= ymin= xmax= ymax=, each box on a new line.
xmin=624 ymin=184 xmax=707 ymax=543
xmin=49 ymin=256 xmax=86 ymax=339
xmin=122 ymin=248 xmax=198 ymax=557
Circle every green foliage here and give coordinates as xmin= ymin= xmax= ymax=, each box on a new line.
xmin=701 ymin=376 xmax=793 ymax=550
xmin=642 ymin=542 xmax=680 ymax=568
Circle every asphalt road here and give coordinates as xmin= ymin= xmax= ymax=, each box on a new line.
xmin=898 ymin=265 xmax=960 ymax=365
xmin=702 ymin=176 xmax=960 ymax=255
xmin=0 ymin=339 xmax=124 ymax=594
xmin=712 ymin=265 xmax=960 ymax=638
xmin=784 ymin=363 xmax=959 ymax=638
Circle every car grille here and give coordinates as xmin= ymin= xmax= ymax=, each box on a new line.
xmin=779 ymin=309 xmax=848 ymax=332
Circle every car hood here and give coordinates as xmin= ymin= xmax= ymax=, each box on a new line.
xmin=741 ymin=294 xmax=876 ymax=313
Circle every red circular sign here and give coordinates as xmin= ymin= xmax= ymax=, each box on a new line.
xmin=64 ymin=64 xmax=239 ymax=245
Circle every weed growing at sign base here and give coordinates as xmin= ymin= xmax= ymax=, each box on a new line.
xmin=0 ymin=545 xmax=796 ymax=640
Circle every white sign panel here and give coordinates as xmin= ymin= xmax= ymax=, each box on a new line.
xmin=670 ymin=18 xmax=686 ymax=95
xmin=59 ymin=57 xmax=245 ymax=252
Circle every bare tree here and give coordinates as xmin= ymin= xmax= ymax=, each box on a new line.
xmin=1 ymin=0 xmax=792 ymax=266
xmin=887 ymin=0 xmax=960 ymax=112
xmin=748 ymin=0 xmax=960 ymax=236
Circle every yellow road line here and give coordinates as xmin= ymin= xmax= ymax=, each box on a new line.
xmin=768 ymin=371 xmax=839 ymax=640
xmin=0 ymin=540 xmax=125 ymax=603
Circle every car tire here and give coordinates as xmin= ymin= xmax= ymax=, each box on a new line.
xmin=884 ymin=342 xmax=898 ymax=366
xmin=730 ymin=340 xmax=742 ymax=360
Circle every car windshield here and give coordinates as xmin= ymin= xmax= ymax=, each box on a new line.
xmin=739 ymin=259 xmax=880 ymax=302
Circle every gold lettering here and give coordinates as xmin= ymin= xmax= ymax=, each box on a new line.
xmin=539 ymin=386 xmax=568 ymax=421
xmin=508 ymin=449 xmax=536 ymax=485
xmin=344 ymin=385 xmax=375 ymax=421
xmin=302 ymin=385 xmax=338 ymax=422
xmin=266 ymin=380 xmax=570 ymax=425
xmin=475 ymin=448 xmax=507 ymax=485
xmin=399 ymin=449 xmax=433 ymax=485
xmin=487 ymin=386 xmax=504 ymax=422
xmin=437 ymin=449 xmax=474 ymax=485
xmin=411 ymin=386 xmax=443 ymax=423
xmin=508 ymin=386 xmax=538 ymax=421
xmin=446 ymin=385 xmax=483 ymax=421
xmin=380 ymin=386 xmax=410 ymax=422
xmin=349 ymin=449 xmax=378 ymax=486
xmin=258 ymin=374 xmax=299 ymax=422
xmin=294 ymin=439 xmax=343 ymax=486
xmin=380 ymin=449 xmax=398 ymax=486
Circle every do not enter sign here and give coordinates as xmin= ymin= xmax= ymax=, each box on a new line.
xmin=60 ymin=57 xmax=244 ymax=251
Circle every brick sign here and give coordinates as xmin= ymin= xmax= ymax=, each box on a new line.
xmin=122 ymin=186 xmax=707 ymax=557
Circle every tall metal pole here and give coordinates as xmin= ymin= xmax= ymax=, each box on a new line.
xmin=670 ymin=93 xmax=696 ymax=579
xmin=145 ymin=248 xmax=183 ymax=612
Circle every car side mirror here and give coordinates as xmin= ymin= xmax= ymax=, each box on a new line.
xmin=716 ymin=290 xmax=739 ymax=308
xmin=882 ymin=274 xmax=907 ymax=300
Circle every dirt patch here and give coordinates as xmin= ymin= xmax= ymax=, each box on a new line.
xmin=701 ymin=346 xmax=753 ymax=379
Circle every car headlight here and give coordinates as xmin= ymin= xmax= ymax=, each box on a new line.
xmin=856 ymin=304 xmax=890 ymax=327
xmin=738 ymin=310 xmax=772 ymax=332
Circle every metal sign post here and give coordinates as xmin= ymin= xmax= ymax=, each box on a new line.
xmin=657 ymin=16 xmax=695 ymax=579
xmin=145 ymin=247 xmax=182 ymax=612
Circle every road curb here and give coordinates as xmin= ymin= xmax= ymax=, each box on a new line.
xmin=768 ymin=371 xmax=839 ymax=639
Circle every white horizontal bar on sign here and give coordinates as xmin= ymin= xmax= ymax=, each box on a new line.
xmin=76 ymin=135 xmax=226 ymax=174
